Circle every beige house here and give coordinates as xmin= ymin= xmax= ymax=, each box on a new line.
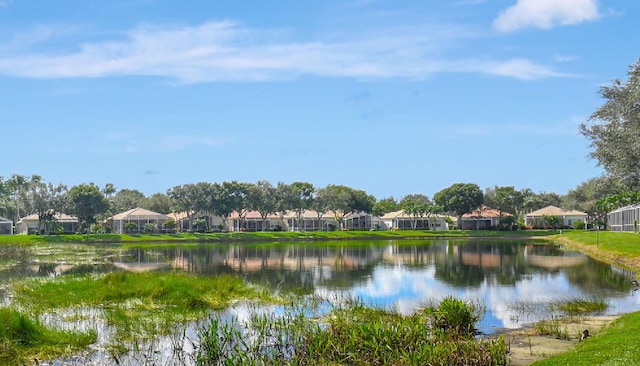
xmin=109 ymin=208 xmax=170 ymax=234
xmin=15 ymin=212 xmax=79 ymax=234
xmin=0 ymin=216 xmax=13 ymax=234
xmin=524 ymin=205 xmax=587 ymax=228
xmin=228 ymin=210 xmax=291 ymax=231
xmin=460 ymin=207 xmax=512 ymax=230
xmin=282 ymin=210 xmax=338 ymax=231
xmin=379 ymin=210 xmax=450 ymax=231
xmin=167 ymin=211 xmax=225 ymax=232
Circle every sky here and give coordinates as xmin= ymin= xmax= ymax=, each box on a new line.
xmin=1 ymin=0 xmax=638 ymax=200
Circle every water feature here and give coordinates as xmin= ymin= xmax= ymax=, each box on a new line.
xmin=1 ymin=238 xmax=639 ymax=364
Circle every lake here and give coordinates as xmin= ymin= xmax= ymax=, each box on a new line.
xmin=1 ymin=238 xmax=639 ymax=364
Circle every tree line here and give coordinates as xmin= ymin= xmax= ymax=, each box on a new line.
xmin=0 ymin=174 xmax=612 ymax=233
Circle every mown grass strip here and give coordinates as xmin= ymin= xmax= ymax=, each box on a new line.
xmin=0 ymin=229 xmax=557 ymax=245
xmin=532 ymin=311 xmax=640 ymax=365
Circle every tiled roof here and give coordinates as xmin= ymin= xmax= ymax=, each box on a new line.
xmin=526 ymin=205 xmax=587 ymax=217
xmin=111 ymin=207 xmax=169 ymax=220
xmin=18 ymin=212 xmax=78 ymax=223
xmin=462 ymin=206 xmax=512 ymax=218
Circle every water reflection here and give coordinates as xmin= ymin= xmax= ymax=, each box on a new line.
xmin=2 ymin=239 xmax=640 ymax=333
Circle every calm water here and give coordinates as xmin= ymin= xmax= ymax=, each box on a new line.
xmin=1 ymin=238 xmax=639 ymax=364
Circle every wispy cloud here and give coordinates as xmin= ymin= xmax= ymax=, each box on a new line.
xmin=99 ymin=131 xmax=225 ymax=154
xmin=450 ymin=118 xmax=582 ymax=138
xmin=0 ymin=20 xmax=570 ymax=82
xmin=0 ymin=0 xmax=12 ymax=8
xmin=493 ymin=0 xmax=600 ymax=32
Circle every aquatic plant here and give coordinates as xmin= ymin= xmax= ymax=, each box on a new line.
xmin=191 ymin=298 xmax=508 ymax=366
xmin=0 ymin=308 xmax=96 ymax=364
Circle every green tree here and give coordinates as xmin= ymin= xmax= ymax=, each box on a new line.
xmin=0 ymin=176 xmax=14 ymax=218
xmin=372 ymin=196 xmax=399 ymax=217
xmin=433 ymin=183 xmax=483 ymax=229
xmin=581 ymin=59 xmax=640 ymax=188
xmin=7 ymin=174 xmax=28 ymax=222
xmin=316 ymin=185 xmax=374 ymax=229
xmin=103 ymin=183 xmax=117 ymax=198
xmin=29 ymin=180 xmax=68 ymax=234
xmin=111 ymin=188 xmax=146 ymax=213
xmin=249 ymin=181 xmax=278 ymax=231
xmin=142 ymin=193 xmax=172 ymax=214
xmin=68 ymin=183 xmax=109 ymax=232
xmin=563 ymin=176 xmax=625 ymax=226
xmin=289 ymin=182 xmax=315 ymax=231
xmin=400 ymin=195 xmax=431 ymax=230
xmin=486 ymin=186 xmax=523 ymax=222
xmin=167 ymin=184 xmax=202 ymax=231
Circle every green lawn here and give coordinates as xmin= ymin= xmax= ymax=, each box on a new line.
xmin=0 ymin=229 xmax=555 ymax=245
xmin=533 ymin=311 xmax=640 ymax=365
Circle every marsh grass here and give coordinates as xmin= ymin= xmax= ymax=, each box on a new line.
xmin=191 ymin=297 xmax=508 ymax=366
xmin=532 ymin=297 xmax=608 ymax=340
xmin=11 ymin=271 xmax=274 ymax=360
xmin=14 ymin=272 xmax=270 ymax=311
xmin=551 ymin=296 xmax=608 ymax=315
xmin=0 ymin=308 xmax=96 ymax=365
xmin=533 ymin=316 xmax=571 ymax=340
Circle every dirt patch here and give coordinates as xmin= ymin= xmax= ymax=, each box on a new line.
xmin=497 ymin=315 xmax=620 ymax=365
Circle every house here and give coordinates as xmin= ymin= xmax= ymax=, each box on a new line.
xmin=15 ymin=212 xmax=79 ymax=234
xmin=166 ymin=211 xmax=225 ymax=232
xmin=228 ymin=210 xmax=287 ymax=231
xmin=607 ymin=204 xmax=640 ymax=232
xmin=460 ymin=206 xmax=512 ymax=230
xmin=109 ymin=208 xmax=170 ymax=234
xmin=524 ymin=205 xmax=587 ymax=229
xmin=343 ymin=211 xmax=382 ymax=231
xmin=379 ymin=210 xmax=450 ymax=231
xmin=281 ymin=210 xmax=338 ymax=231
xmin=0 ymin=216 xmax=13 ymax=234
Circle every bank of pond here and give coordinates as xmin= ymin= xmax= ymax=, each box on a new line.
xmin=0 ymin=238 xmax=638 ymax=365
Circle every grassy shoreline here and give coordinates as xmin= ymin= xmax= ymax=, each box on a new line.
xmin=0 ymin=229 xmax=556 ymax=245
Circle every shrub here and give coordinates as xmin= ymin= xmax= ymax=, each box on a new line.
xmin=573 ymin=221 xmax=585 ymax=230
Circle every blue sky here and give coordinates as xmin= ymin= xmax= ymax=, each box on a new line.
xmin=1 ymin=0 xmax=638 ymax=199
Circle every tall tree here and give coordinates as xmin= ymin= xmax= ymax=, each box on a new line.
xmin=372 ymin=196 xmax=399 ymax=217
xmin=580 ymin=59 xmax=640 ymax=188
xmin=30 ymin=181 xmax=68 ymax=234
xmin=7 ymin=174 xmax=28 ymax=222
xmin=563 ymin=175 xmax=624 ymax=225
xmin=249 ymin=181 xmax=278 ymax=231
xmin=289 ymin=182 xmax=315 ymax=231
xmin=111 ymin=189 xmax=146 ymax=213
xmin=167 ymin=184 xmax=201 ymax=231
xmin=142 ymin=193 xmax=172 ymax=214
xmin=68 ymin=183 xmax=109 ymax=232
xmin=0 ymin=176 xmax=14 ymax=219
xmin=487 ymin=186 xmax=523 ymax=218
xmin=400 ymin=194 xmax=432 ymax=230
xmin=433 ymin=183 xmax=483 ymax=228
xmin=317 ymin=185 xmax=351 ymax=229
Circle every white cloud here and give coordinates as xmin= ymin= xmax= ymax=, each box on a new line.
xmin=487 ymin=58 xmax=571 ymax=79
xmin=0 ymin=0 xmax=12 ymax=8
xmin=0 ymin=21 xmax=568 ymax=82
xmin=493 ymin=0 xmax=600 ymax=32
